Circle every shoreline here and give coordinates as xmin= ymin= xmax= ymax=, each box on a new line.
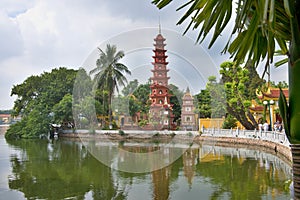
xmin=59 ymin=130 xmax=292 ymax=164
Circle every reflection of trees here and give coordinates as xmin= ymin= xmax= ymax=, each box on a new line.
xmin=7 ymin=139 xmax=125 ymax=200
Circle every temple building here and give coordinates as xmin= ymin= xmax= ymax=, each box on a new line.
xmin=181 ymin=87 xmax=197 ymax=130
xmin=148 ymin=30 xmax=175 ymax=130
xmin=250 ymin=86 xmax=289 ymax=127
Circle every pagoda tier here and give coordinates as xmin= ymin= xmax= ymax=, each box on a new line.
xmin=151 ymin=68 xmax=170 ymax=72
xmin=149 ymin=84 xmax=172 ymax=106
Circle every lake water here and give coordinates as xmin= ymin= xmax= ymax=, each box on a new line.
xmin=0 ymin=128 xmax=293 ymax=200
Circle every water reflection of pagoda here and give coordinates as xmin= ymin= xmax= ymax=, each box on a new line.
xmin=148 ymin=28 xmax=175 ymax=130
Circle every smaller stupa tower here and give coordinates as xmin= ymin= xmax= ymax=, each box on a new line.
xmin=181 ymin=87 xmax=196 ymax=131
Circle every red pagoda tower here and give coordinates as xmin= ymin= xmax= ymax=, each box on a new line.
xmin=149 ymin=30 xmax=174 ymax=130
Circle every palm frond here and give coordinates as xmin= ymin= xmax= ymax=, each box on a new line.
xmin=152 ymin=0 xmax=290 ymax=68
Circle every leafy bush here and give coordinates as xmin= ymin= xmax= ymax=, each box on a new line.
xmin=222 ymin=114 xmax=237 ymax=129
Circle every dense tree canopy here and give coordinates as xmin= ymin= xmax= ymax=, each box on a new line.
xmin=195 ymin=89 xmax=211 ymax=118
xmin=195 ymin=76 xmax=226 ymax=119
xmin=6 ymin=67 xmax=78 ymax=139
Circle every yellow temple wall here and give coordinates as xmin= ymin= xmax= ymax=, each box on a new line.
xmin=199 ymin=118 xmax=244 ymax=131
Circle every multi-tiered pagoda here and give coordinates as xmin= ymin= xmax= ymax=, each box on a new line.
xmin=149 ymin=30 xmax=174 ymax=130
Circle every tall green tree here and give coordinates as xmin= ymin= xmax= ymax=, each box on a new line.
xmin=6 ymin=67 xmax=78 ymax=139
xmin=220 ymin=61 xmax=263 ymax=129
xmin=152 ymin=0 xmax=299 ymax=141
xmin=122 ymin=79 xmax=139 ymax=96
xmin=195 ymin=89 xmax=211 ymax=118
xmin=195 ymin=76 xmax=226 ymax=119
xmin=90 ymin=44 xmax=131 ymax=126
xmin=206 ymin=76 xmax=226 ymax=118
xmin=169 ymin=84 xmax=184 ymax=124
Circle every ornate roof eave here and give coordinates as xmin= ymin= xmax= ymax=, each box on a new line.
xmin=151 ymin=68 xmax=170 ymax=72
xmin=150 ymin=83 xmax=170 ymax=88
xmin=152 ymin=55 xmax=168 ymax=59
xmin=257 ymin=87 xmax=289 ymax=100
xmin=151 ymin=62 xmax=169 ymax=65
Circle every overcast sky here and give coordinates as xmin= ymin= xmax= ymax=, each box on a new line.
xmin=0 ymin=0 xmax=288 ymax=110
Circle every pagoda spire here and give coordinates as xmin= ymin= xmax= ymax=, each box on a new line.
xmin=158 ymin=16 xmax=161 ymax=34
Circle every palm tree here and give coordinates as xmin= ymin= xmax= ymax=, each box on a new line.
xmin=153 ymin=0 xmax=299 ymax=197
xmin=90 ymin=44 xmax=131 ymax=127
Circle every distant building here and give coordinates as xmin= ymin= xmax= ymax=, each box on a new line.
xmin=0 ymin=114 xmax=11 ymax=124
xmin=181 ymin=87 xmax=197 ymax=131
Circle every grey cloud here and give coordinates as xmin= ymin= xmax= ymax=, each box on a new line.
xmin=0 ymin=14 xmax=24 ymax=60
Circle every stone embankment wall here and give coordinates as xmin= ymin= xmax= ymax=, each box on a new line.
xmin=61 ymin=129 xmax=292 ymax=163
xmin=194 ymin=135 xmax=292 ymax=164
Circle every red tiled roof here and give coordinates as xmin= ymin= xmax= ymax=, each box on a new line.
xmin=258 ymin=88 xmax=289 ymax=99
xmin=0 ymin=114 xmax=11 ymax=118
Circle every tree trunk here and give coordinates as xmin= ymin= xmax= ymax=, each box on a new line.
xmin=289 ymin=55 xmax=300 ymax=142
xmin=291 ymin=144 xmax=300 ymax=199
xmin=247 ymin=111 xmax=258 ymax=128
xmin=227 ymin=105 xmax=256 ymax=130
xmin=289 ymin=2 xmax=300 ymax=197
xmin=108 ymin=92 xmax=112 ymax=128
xmin=289 ymin=0 xmax=300 ymax=142
xmin=289 ymin=40 xmax=300 ymax=200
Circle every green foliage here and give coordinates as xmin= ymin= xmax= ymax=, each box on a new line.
xmin=118 ymin=130 xmax=125 ymax=136
xmin=74 ymin=96 xmax=96 ymax=126
xmin=138 ymin=119 xmax=148 ymax=127
xmin=89 ymin=127 xmax=96 ymax=134
xmin=94 ymin=89 xmax=109 ymax=116
xmin=195 ymin=89 xmax=211 ymax=118
xmin=153 ymin=132 xmax=160 ymax=137
xmin=206 ymin=76 xmax=226 ymax=118
xmin=222 ymin=114 xmax=238 ymax=129
xmin=187 ymin=132 xmax=193 ymax=137
xmin=52 ymin=94 xmax=73 ymax=124
xmin=122 ymin=79 xmax=139 ymax=96
xmin=220 ymin=61 xmax=264 ymax=129
xmin=0 ymin=110 xmax=12 ymax=114
xmin=6 ymin=67 xmax=78 ymax=139
xmin=195 ymin=76 xmax=226 ymax=119
xmin=269 ymin=81 xmax=289 ymax=88
xmin=153 ymin=0 xmax=291 ymax=67
xmin=168 ymin=84 xmax=184 ymax=123
xmin=73 ymin=68 xmax=93 ymax=104
xmin=89 ymin=44 xmax=131 ymax=125
xmin=119 ymin=81 xmax=151 ymax=118
xmin=132 ymin=83 xmax=151 ymax=114
xmin=278 ymin=87 xmax=290 ymax=139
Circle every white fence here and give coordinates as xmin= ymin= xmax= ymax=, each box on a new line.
xmin=201 ymin=127 xmax=290 ymax=147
